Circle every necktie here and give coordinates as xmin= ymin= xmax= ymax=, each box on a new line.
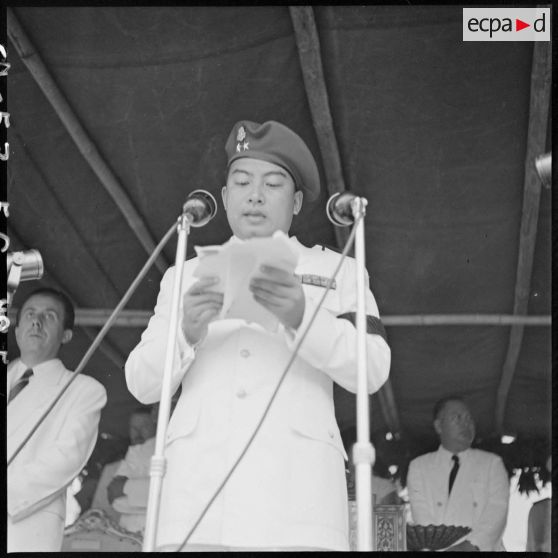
xmin=448 ymin=454 xmax=460 ymax=495
xmin=8 ymin=368 xmax=33 ymax=403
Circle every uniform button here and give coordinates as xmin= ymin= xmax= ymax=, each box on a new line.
xmin=236 ymin=388 xmax=247 ymax=399
xmin=240 ymin=349 xmax=250 ymax=358
xmin=473 ymin=502 xmax=477 ymax=507
xmin=437 ymin=502 xmax=443 ymax=507
xmin=328 ymin=429 xmax=335 ymax=439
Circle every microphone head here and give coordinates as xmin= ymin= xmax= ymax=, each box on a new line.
xmin=326 ymin=192 xmax=357 ymax=227
xmin=7 ymin=249 xmax=44 ymax=282
xmin=183 ymin=189 xmax=217 ymax=227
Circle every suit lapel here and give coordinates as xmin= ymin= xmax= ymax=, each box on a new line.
xmin=7 ymin=363 xmax=69 ymax=446
xmin=434 ymin=451 xmax=452 ymax=519
xmin=443 ymin=451 xmax=471 ymax=522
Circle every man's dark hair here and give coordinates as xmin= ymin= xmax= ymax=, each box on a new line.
xmin=16 ymin=287 xmax=75 ymax=330
xmin=432 ymin=395 xmax=466 ymax=421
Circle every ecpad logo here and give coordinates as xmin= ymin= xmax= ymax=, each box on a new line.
xmin=468 ymin=14 xmax=545 ymax=37
xmin=463 ymin=8 xmax=550 ymax=41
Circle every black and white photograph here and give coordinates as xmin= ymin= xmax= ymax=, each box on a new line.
xmin=3 ymin=4 xmax=552 ymax=552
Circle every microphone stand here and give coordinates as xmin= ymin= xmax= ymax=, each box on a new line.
xmin=351 ymin=196 xmax=376 ymax=551
xmin=7 ymin=223 xmax=176 ymax=467
xmin=142 ymin=208 xmax=193 ymax=552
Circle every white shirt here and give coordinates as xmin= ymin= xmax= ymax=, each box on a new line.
xmin=407 ymin=445 xmax=509 ymax=550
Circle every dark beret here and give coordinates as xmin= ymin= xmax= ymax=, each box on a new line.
xmin=225 ymin=120 xmax=320 ymax=202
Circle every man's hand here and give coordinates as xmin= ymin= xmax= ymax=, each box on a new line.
xmin=445 ymin=540 xmax=479 ymax=552
xmin=249 ymin=265 xmax=305 ymax=330
xmin=106 ymin=475 xmax=128 ymax=505
xmin=181 ymin=276 xmax=224 ymax=346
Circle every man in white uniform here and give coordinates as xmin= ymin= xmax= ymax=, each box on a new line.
xmin=407 ymin=396 xmax=509 ymax=551
xmin=125 ymin=120 xmax=391 ymax=551
xmin=7 ymin=288 xmax=107 ymax=552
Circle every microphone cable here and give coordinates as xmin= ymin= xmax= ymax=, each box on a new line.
xmin=176 ymin=214 xmax=363 ymax=551
xmin=7 ymin=221 xmax=177 ymax=466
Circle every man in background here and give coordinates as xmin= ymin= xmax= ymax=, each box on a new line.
xmin=7 ymin=287 xmax=107 ymax=552
xmin=407 ymin=396 xmax=509 ymax=551
xmin=107 ymin=406 xmax=157 ymax=533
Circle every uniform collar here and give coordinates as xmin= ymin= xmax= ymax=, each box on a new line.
xmin=228 ymin=233 xmax=301 ymax=244
xmin=227 ymin=234 xmax=309 ymax=253
xmin=286 ymin=235 xmax=309 ymax=252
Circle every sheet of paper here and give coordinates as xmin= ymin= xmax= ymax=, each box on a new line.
xmin=193 ymin=231 xmax=298 ymax=331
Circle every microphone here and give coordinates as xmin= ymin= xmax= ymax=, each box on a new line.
xmin=183 ymin=189 xmax=217 ymax=227
xmin=326 ymin=192 xmax=365 ymax=227
xmin=6 ymin=248 xmax=44 ymax=306
xmin=7 ymin=249 xmax=44 ymax=283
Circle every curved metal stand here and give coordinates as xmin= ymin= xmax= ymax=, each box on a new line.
xmin=351 ymin=197 xmax=376 ymax=551
xmin=8 ymin=224 xmax=176 ymax=467
xmin=142 ymin=212 xmax=192 ymax=552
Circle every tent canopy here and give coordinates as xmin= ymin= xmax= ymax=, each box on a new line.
xmin=5 ymin=6 xmax=551 ymax=472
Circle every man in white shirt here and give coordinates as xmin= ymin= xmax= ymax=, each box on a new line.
xmin=107 ymin=407 xmax=157 ymax=533
xmin=7 ymin=287 xmax=107 ymax=552
xmin=125 ymin=120 xmax=391 ymax=550
xmin=407 ymin=396 xmax=509 ymax=551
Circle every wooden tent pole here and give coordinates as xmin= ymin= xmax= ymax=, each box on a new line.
xmin=289 ymin=6 xmax=350 ymax=249
xmin=9 ymin=129 xmax=125 ymax=296
xmin=495 ymin=41 xmax=551 ymax=435
xmin=290 ymin=6 xmax=401 ymax=445
xmin=376 ymin=383 xmax=401 ymax=437
xmin=7 ymin=8 xmax=168 ymax=275
xmin=8 ymin=308 xmax=550 ymax=328
xmin=383 ymin=314 xmax=551 ymax=326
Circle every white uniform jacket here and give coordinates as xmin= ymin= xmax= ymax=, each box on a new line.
xmin=125 ymin=236 xmax=391 ymax=550
xmin=7 ymin=358 xmax=107 ymax=552
xmin=407 ymin=446 xmax=510 ymax=551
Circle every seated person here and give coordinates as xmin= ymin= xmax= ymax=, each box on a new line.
xmin=74 ymin=433 xmax=130 ymax=517
xmin=106 ymin=406 xmax=157 ymax=533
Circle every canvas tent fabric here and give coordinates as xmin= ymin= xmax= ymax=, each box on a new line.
xmin=5 ymin=6 xmax=551 ymax=471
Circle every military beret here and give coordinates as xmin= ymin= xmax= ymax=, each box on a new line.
xmin=225 ymin=120 xmax=320 ymax=202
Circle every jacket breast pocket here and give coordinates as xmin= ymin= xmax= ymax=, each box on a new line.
xmin=165 ymin=400 xmax=201 ymax=445
xmin=288 ymin=410 xmax=348 ymax=461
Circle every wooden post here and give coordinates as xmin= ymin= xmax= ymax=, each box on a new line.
xmin=495 ymin=41 xmax=551 ymax=435
xmin=7 ymin=8 xmax=168 ymax=275
xmin=289 ymin=6 xmax=402 ymax=444
xmin=8 ymin=307 xmax=550 ymax=328
xmin=9 ymin=129 xmax=127 ymax=295
xmin=289 ymin=6 xmax=350 ymax=249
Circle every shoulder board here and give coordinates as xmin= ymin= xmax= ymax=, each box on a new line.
xmin=300 ymin=274 xmax=337 ymax=290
